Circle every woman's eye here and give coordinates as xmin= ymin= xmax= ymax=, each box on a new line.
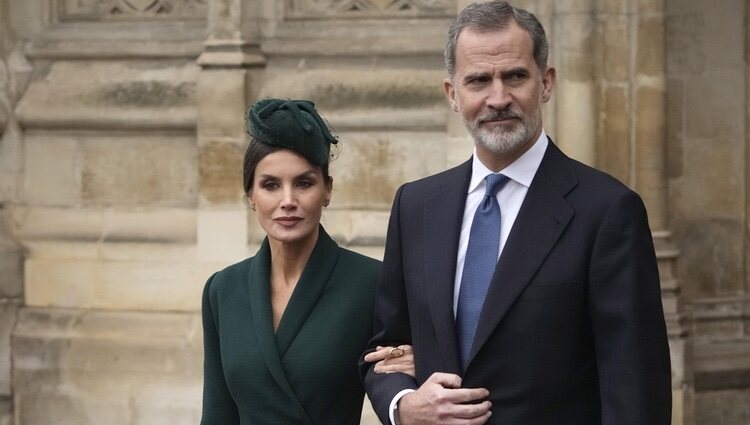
xmin=297 ymin=180 xmax=313 ymax=189
xmin=262 ymin=181 xmax=279 ymax=190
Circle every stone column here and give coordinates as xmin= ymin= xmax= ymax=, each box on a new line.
xmin=196 ymin=0 xmax=265 ymax=263
xmin=0 ymin=1 xmax=23 ymax=424
xmin=597 ymin=0 xmax=690 ymax=423
xmin=552 ymin=0 xmax=597 ymax=165
xmin=635 ymin=1 xmax=691 ymax=423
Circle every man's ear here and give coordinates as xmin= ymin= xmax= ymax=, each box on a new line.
xmin=444 ymin=78 xmax=459 ymax=112
xmin=541 ymin=66 xmax=556 ymax=103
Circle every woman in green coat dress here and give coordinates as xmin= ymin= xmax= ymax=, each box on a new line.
xmin=200 ymin=98 xmax=414 ymax=425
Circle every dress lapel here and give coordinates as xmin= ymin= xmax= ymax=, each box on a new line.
xmin=247 ymin=239 xmax=314 ymax=425
xmin=468 ymin=142 xmax=577 ymax=365
xmin=423 ymin=160 xmax=472 ymax=375
xmin=274 ymin=226 xmax=339 ymax=357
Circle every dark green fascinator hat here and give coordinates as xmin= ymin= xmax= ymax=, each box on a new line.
xmin=246 ymin=98 xmax=338 ymax=167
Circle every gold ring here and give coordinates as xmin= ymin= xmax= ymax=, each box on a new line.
xmin=389 ymin=346 xmax=405 ymax=358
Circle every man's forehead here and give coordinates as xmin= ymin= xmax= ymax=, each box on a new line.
xmin=455 ymin=25 xmax=535 ymax=67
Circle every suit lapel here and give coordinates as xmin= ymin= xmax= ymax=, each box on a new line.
xmin=424 ymin=160 xmax=472 ymax=375
xmin=247 ymin=239 xmax=314 ymax=425
xmin=468 ymin=142 xmax=577 ymax=364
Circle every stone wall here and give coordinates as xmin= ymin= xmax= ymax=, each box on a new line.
xmin=1 ymin=0 xmax=747 ymax=424
xmin=666 ymin=0 xmax=750 ymax=423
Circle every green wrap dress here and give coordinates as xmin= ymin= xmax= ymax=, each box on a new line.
xmin=200 ymin=227 xmax=380 ymax=425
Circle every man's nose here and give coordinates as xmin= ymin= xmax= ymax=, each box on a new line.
xmin=485 ymin=80 xmax=512 ymax=110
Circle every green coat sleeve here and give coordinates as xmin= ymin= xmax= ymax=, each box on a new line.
xmin=200 ymin=272 xmax=240 ymax=425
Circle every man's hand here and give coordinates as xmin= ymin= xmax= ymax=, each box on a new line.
xmin=364 ymin=345 xmax=415 ymax=377
xmin=398 ymin=372 xmax=491 ymax=425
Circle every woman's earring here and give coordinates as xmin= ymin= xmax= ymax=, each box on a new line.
xmin=324 ymin=199 xmax=330 ymax=207
xmin=250 ymin=203 xmax=256 ymax=211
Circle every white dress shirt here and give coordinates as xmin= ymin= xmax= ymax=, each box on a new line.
xmin=388 ymin=131 xmax=549 ymax=425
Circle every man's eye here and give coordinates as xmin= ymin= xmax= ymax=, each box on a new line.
xmin=467 ymin=77 xmax=488 ymax=85
xmin=507 ymin=72 xmax=528 ymax=82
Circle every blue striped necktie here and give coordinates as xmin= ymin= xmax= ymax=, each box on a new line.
xmin=456 ymin=173 xmax=510 ymax=368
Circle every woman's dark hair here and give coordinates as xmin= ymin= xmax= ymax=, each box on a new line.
xmin=242 ymin=139 xmax=331 ymax=195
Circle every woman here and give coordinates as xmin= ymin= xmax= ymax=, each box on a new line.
xmin=200 ymin=98 xmax=413 ymax=425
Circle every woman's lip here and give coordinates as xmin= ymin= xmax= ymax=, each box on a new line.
xmin=274 ymin=217 xmax=302 ymax=224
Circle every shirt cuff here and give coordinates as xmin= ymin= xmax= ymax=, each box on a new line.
xmin=389 ymin=389 xmax=416 ymax=425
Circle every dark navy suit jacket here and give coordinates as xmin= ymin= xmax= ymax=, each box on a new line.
xmin=361 ymin=140 xmax=671 ymax=424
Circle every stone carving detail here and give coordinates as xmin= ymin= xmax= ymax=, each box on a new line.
xmin=58 ymin=0 xmax=207 ymax=21
xmin=286 ymin=0 xmax=453 ymax=18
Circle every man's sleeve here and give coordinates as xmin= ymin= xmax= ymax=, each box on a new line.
xmin=359 ymin=185 xmax=418 ymax=424
xmin=588 ymin=189 xmax=672 ymax=424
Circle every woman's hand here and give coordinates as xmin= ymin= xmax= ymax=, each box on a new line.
xmin=364 ymin=345 xmax=415 ymax=378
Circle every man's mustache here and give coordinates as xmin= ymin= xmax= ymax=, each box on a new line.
xmin=477 ymin=109 xmax=521 ymax=123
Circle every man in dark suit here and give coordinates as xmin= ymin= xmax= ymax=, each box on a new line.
xmin=361 ymin=1 xmax=672 ymax=424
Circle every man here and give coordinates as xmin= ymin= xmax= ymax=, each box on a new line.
xmin=360 ymin=1 xmax=672 ymax=424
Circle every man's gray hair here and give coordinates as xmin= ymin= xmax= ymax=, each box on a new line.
xmin=444 ymin=1 xmax=549 ymax=79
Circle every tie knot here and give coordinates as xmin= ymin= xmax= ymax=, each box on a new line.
xmin=484 ymin=174 xmax=509 ymax=197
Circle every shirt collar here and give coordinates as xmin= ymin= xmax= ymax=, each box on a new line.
xmin=468 ymin=130 xmax=549 ymax=194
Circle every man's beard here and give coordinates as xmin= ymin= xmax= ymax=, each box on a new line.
xmin=464 ymin=107 xmax=540 ymax=154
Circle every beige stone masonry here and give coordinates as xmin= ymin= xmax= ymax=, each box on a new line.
xmin=15 ymin=61 xmax=198 ymax=130
xmin=21 ymin=132 xmax=199 ymax=208
xmin=13 ymin=307 xmax=203 ymax=425
xmin=24 ymin=256 xmax=218 ymax=311
xmin=331 ymin=131 xmax=449 ymax=209
xmin=260 ymin=69 xmax=448 ymax=130
xmin=10 ymin=206 xmax=197 ymax=244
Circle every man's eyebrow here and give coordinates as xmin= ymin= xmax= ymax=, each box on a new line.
xmin=462 ymin=71 xmax=490 ymax=81
xmin=501 ymin=67 xmax=530 ymax=77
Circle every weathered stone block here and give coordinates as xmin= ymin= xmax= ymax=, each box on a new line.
xmin=666 ymin=77 xmax=684 ymax=180
xmin=0 ymin=396 xmax=10 ymax=425
xmin=23 ymin=135 xmax=80 ymax=206
xmin=13 ymin=308 xmax=202 ymax=425
xmin=554 ymin=13 xmax=594 ymax=80
xmin=81 ymin=135 xmax=198 ymax=207
xmin=634 ymin=85 xmax=667 ymax=227
xmin=199 ymin=141 xmax=245 ymax=205
xmin=683 ymin=73 xmax=744 ymax=141
xmin=695 ymin=389 xmax=750 ymax=424
xmin=595 ymin=0 xmax=629 ymax=15
xmin=672 ymin=138 xmax=742 ymax=221
xmin=0 ymin=248 xmax=22 ymax=299
xmin=666 ymin=13 xmax=706 ymax=76
xmin=319 ymin=209 xmax=391 ymax=247
xmin=638 ymin=0 xmax=664 ymax=15
xmin=637 ymin=16 xmax=665 ymax=78
xmin=331 ymin=131 xmax=448 ymax=209
xmin=673 ymin=219 xmax=743 ymax=299
xmin=260 ymin=69 xmax=447 ymax=130
xmin=24 ymin=256 xmax=211 ymax=311
xmin=15 ymin=60 xmax=197 ymax=130
xmin=599 ymin=15 xmax=629 ymax=82
xmin=197 ymin=70 xmax=249 ymax=140
xmin=555 ymin=80 xmax=596 ymax=165
xmin=11 ymin=206 xmax=197 ymax=244
xmin=598 ymin=86 xmax=630 ymax=184
xmin=197 ymin=208 xmax=251 ymax=263
xmin=550 ymin=0 xmax=592 ymax=13
xmin=0 ymin=302 xmax=18 ymax=396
